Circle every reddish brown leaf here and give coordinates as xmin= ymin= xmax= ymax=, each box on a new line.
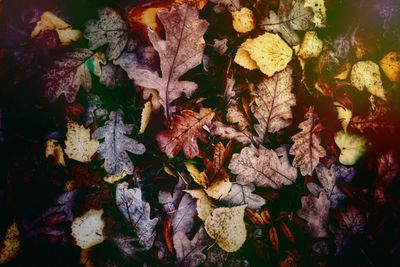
xmin=163 ymin=215 xmax=174 ymax=255
xmin=269 ymin=225 xmax=279 ymax=252
xmin=279 ymin=222 xmax=295 ymax=243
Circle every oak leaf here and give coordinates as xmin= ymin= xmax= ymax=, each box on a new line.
xmin=204 ymin=205 xmax=247 ymax=252
xmin=156 ymin=108 xmax=214 ymax=159
xmin=84 ymin=7 xmax=128 ymax=60
xmin=228 ymin=145 xmax=297 ymax=189
xmin=289 ymin=107 xmax=326 ymax=176
xmin=132 ymin=4 xmax=208 ymax=119
xmin=220 ymin=183 xmax=266 ymax=210
xmin=64 ymin=121 xmax=99 ymax=162
xmin=172 ymin=194 xmax=197 ymax=234
xmin=252 ymin=66 xmax=296 ymax=144
xmin=92 ymin=110 xmax=145 ymax=175
xmin=71 ymin=209 xmax=105 ymax=249
xmin=210 ymin=121 xmax=252 ymax=145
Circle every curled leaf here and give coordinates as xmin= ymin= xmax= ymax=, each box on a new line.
xmin=335 ymin=131 xmax=369 ymax=166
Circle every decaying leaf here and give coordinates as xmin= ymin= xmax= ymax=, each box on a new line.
xmin=298 ymin=31 xmax=324 ymax=59
xmin=71 ymin=209 xmax=105 ymax=249
xmin=45 ymin=139 xmax=66 ymax=166
xmin=297 ymin=192 xmax=330 ymax=238
xmin=304 ymin=0 xmax=327 ymax=28
xmin=31 ymin=11 xmax=82 ymax=45
xmin=64 ymin=121 xmax=99 ymax=162
xmin=92 ymin=110 xmax=145 ymax=175
xmin=0 ymin=220 xmax=20 ymax=264
xmin=116 ymin=182 xmax=158 ymax=251
xmin=252 ymin=66 xmax=296 ymax=144
xmin=231 ymin=7 xmax=255 ymax=33
xmin=185 ymin=189 xmax=217 ymax=221
xmin=156 ymin=108 xmax=214 ymax=159
xmin=260 ymin=0 xmax=314 ymax=45
xmin=204 ymin=205 xmax=247 ymax=252
xmin=84 ymin=7 xmax=128 ymax=60
xmin=290 ymin=107 xmax=326 ymax=176
xmin=335 ymin=131 xmax=369 ymax=166
xmin=99 ymin=63 xmax=124 ymax=88
xmin=350 ymin=61 xmax=387 ymax=101
xmin=229 ymin=145 xmax=297 ymax=189
xmin=379 ymin=51 xmax=400 ymax=82
xmin=220 ymin=183 xmax=265 ymax=210
xmin=132 ymin=4 xmax=208 ymax=119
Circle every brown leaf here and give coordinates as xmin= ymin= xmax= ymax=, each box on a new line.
xmin=210 ymin=121 xmax=252 ymax=145
xmin=289 ymin=107 xmax=326 ymax=176
xmin=279 ymin=222 xmax=295 ymax=243
xmin=269 ymin=225 xmax=279 ymax=252
xmin=131 ymin=4 xmax=209 ymax=120
xmin=163 ymin=215 xmax=174 ymax=255
xmin=156 ymin=108 xmax=215 ymax=158
xmin=261 ymin=209 xmax=272 ymax=225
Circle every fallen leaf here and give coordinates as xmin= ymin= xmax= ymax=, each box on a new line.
xmin=185 ymin=189 xmax=217 ymax=221
xmin=220 ymin=183 xmax=266 ymax=210
xmin=186 ymin=162 xmax=209 ymax=188
xmin=71 ymin=209 xmax=105 ymax=249
xmin=99 ymin=63 xmax=125 ymax=88
xmin=116 ymin=182 xmax=158 ymax=251
xmin=335 ymin=131 xmax=369 ymax=165
xmin=226 ymin=101 xmax=249 ymax=131
xmin=103 ymin=172 xmax=127 ymax=184
xmin=210 ymin=121 xmax=252 ymax=145
xmin=132 ymin=4 xmax=208 ymax=119
xmin=350 ymin=61 xmax=387 ymax=101
xmin=231 ymin=7 xmax=256 ymax=33
xmin=64 ymin=121 xmax=99 ymax=162
xmin=176 ymin=0 xmax=208 ymax=9
xmin=260 ymin=0 xmax=314 ymax=45
xmin=156 ymin=108 xmax=214 ymax=159
xmin=269 ymin=225 xmax=279 ymax=252
xmin=297 ymin=192 xmax=330 ymax=238
xmin=334 ymin=101 xmax=352 ymax=132
xmin=298 ymin=31 xmax=324 ymax=59
xmin=84 ymin=7 xmax=128 ymax=60
xmin=209 ymin=0 xmax=240 ymax=12
xmin=229 ymin=145 xmax=298 ymax=189
xmin=212 ymin=38 xmax=228 ymax=55
xmin=204 ymin=205 xmax=247 ymax=252
xmin=45 ymin=139 xmax=66 ymax=166
xmin=172 ymin=194 xmax=197 ymax=234
xmin=0 ymin=220 xmax=20 ymax=264
xmin=304 ymin=0 xmax=327 ymax=28
xmin=139 ymin=101 xmax=152 ymax=134
xmin=84 ymin=94 xmax=108 ymax=127
xmin=379 ymin=51 xmax=400 ymax=82
xmin=234 ymin=39 xmax=258 ymax=71
xmin=252 ymin=66 xmax=296 ymax=144
xmin=92 ymin=110 xmax=145 ymax=175
xmin=290 ymin=107 xmax=326 ymax=176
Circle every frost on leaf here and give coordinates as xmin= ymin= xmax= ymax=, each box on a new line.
xmin=156 ymin=108 xmax=214 ymax=159
xmin=220 ymin=183 xmax=265 ymax=210
xmin=260 ymin=0 xmax=314 ymax=45
xmin=204 ymin=205 xmax=247 ymax=252
xmin=71 ymin=209 xmax=105 ymax=249
xmin=229 ymin=145 xmax=297 ymax=189
xmin=252 ymin=66 xmax=296 ymax=144
xmin=116 ymin=182 xmax=158 ymax=251
xmin=92 ymin=110 xmax=145 ymax=175
xmin=64 ymin=121 xmax=99 ymax=162
xmin=297 ymin=192 xmax=330 ymax=238
xmin=84 ymin=7 xmax=128 ymax=60
xmin=289 ymin=107 xmax=326 ymax=176
xmin=132 ymin=4 xmax=209 ymax=119
xmin=43 ymin=49 xmax=94 ymax=103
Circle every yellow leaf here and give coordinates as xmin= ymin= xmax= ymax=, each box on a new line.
xmin=104 ymin=172 xmax=127 ymax=184
xmin=71 ymin=209 xmax=105 ymax=249
xmin=304 ymin=0 xmax=327 ymax=28
xmin=298 ymin=31 xmax=324 ymax=59
xmin=31 ymin=11 xmax=82 ymax=45
xmin=185 ymin=189 xmax=217 ymax=221
xmin=65 ymin=121 xmax=99 ymax=162
xmin=350 ymin=61 xmax=387 ymax=101
xmin=139 ymin=101 xmax=152 ymax=134
xmin=334 ymin=62 xmax=352 ymax=80
xmin=163 ymin=164 xmax=176 ymax=177
xmin=45 ymin=139 xmax=66 ymax=166
xmin=234 ymin=39 xmax=258 ymax=70
xmin=334 ymin=102 xmax=352 ymax=132
xmin=204 ymin=205 xmax=247 ymax=252
xmin=0 ymin=220 xmax=20 ymax=264
xmin=243 ymin=33 xmax=293 ymax=76
xmin=204 ymin=175 xmax=232 ymax=199
xmin=185 ymin=162 xmax=209 ymax=188
xmin=232 ymin=7 xmax=255 ymax=33
xmin=335 ymin=131 xmax=370 ymax=166
xmin=379 ymin=51 xmax=400 ymax=82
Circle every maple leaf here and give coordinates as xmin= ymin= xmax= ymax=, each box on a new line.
xmin=131 ymin=4 xmax=209 ymax=120
xmin=156 ymin=108 xmax=214 ymax=159
xmin=289 ymin=107 xmax=326 ymax=176
xmin=64 ymin=121 xmax=99 ymax=162
xmin=173 ymin=227 xmax=210 ymax=267
xmin=43 ymin=49 xmax=94 ymax=103
xmin=297 ymin=192 xmax=330 ymax=238
xmin=84 ymin=7 xmax=128 ymax=60
xmin=229 ymin=145 xmax=297 ymax=189
xmin=116 ymin=182 xmax=158 ymax=251
xmin=220 ymin=183 xmax=266 ymax=210
xmin=252 ymin=66 xmax=296 ymax=144
xmin=92 ymin=110 xmax=145 ymax=175
xmin=260 ymin=0 xmax=314 ymax=45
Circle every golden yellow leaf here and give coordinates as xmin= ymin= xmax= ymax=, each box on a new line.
xmin=232 ymin=7 xmax=255 ymax=33
xmin=139 ymin=101 xmax=152 ymax=134
xmin=71 ymin=209 xmax=105 ymax=249
xmin=379 ymin=51 xmax=400 ymax=82
xmin=163 ymin=164 xmax=176 ymax=177
xmin=234 ymin=39 xmax=258 ymax=70
xmin=204 ymin=173 xmax=232 ymax=199
xmin=204 ymin=205 xmax=247 ymax=252
xmin=31 ymin=11 xmax=82 ymax=45
xmin=184 ymin=189 xmax=217 ymax=221
xmin=304 ymin=0 xmax=327 ymax=28
xmin=334 ymin=62 xmax=352 ymax=80
xmin=0 ymin=220 xmax=20 ymax=264
xmin=243 ymin=33 xmax=293 ymax=76
xmin=45 ymin=139 xmax=66 ymax=166
xmin=143 ymin=88 xmax=162 ymax=111
xmin=350 ymin=61 xmax=387 ymax=101
xmin=334 ymin=101 xmax=352 ymax=132
xmin=65 ymin=121 xmax=99 ymax=162
xmin=185 ymin=162 xmax=208 ymax=188
xmin=298 ymin=31 xmax=324 ymax=59
xmin=104 ymin=172 xmax=127 ymax=184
